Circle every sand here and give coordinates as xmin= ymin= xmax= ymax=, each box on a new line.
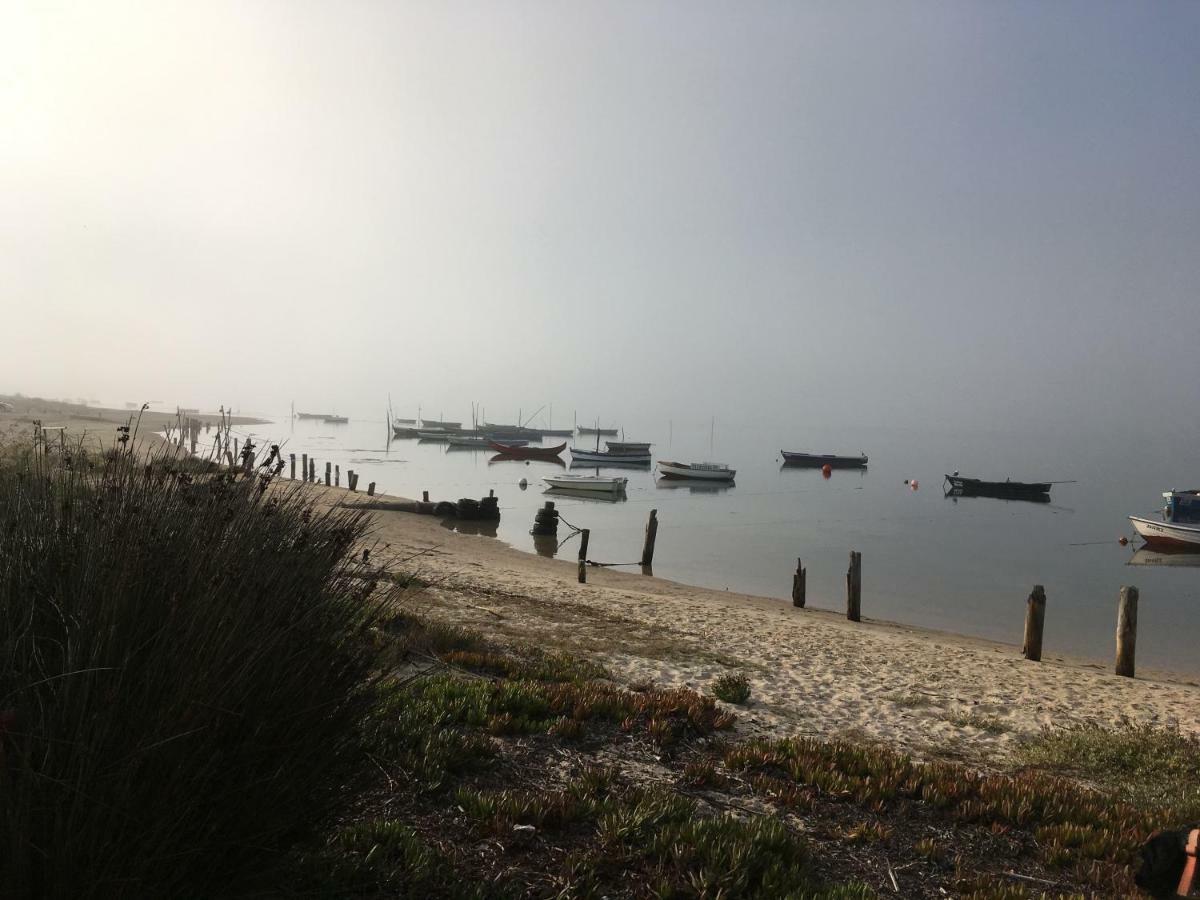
xmin=310 ymin=486 xmax=1200 ymax=764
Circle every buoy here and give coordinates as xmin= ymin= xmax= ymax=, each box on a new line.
xmin=1118 ymin=536 xmax=1129 ymax=546
xmin=518 ymin=478 xmax=528 ymax=489
xmin=910 ymin=479 xmax=919 ymax=490
xmin=821 ymin=464 xmax=832 ymax=478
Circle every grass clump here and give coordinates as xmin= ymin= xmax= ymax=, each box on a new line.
xmin=1017 ymin=722 xmax=1200 ymax=814
xmin=0 ymin=443 xmax=393 ymax=897
xmin=712 ymin=671 xmax=752 ymax=704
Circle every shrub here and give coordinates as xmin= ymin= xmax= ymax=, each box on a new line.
xmin=0 ymin=443 xmax=393 ymax=897
xmin=712 ymin=671 xmax=752 ymax=704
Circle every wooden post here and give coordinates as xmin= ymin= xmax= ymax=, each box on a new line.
xmin=302 ymin=453 xmax=308 ymax=480
xmin=578 ymin=528 xmax=590 ymax=583
xmin=1116 ymin=586 xmax=1138 ymax=678
xmin=324 ymin=462 xmax=331 ymax=486
xmin=640 ymin=508 xmax=659 ymax=567
xmin=335 ymin=464 xmax=340 ymax=487
xmin=234 ymin=438 xmax=239 ymax=459
xmin=422 ymin=490 xmax=430 ymax=503
xmin=368 ymin=481 xmax=375 ymax=496
xmin=289 ymin=454 xmax=296 ymax=479
xmin=792 ymin=558 xmax=806 ymax=608
xmin=309 ymin=459 xmax=315 ymax=482
xmin=845 ymin=551 xmax=861 ymax=621
xmin=1023 ymin=585 xmax=1046 ymax=662
xmin=349 ymin=471 xmax=357 ymax=492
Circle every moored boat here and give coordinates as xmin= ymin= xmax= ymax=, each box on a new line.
xmin=420 ymin=419 xmax=462 ymax=431
xmin=417 ymin=430 xmax=453 ymax=441
xmin=781 ymin=450 xmax=867 ymax=468
xmin=578 ymin=426 xmax=619 ymax=436
xmin=570 ymin=448 xmax=651 ymax=464
xmin=1129 ymin=490 xmax=1200 ymax=549
xmin=487 ymin=440 xmax=566 ymax=460
xmin=323 ymin=415 xmax=349 ymax=424
xmin=543 ymin=474 xmax=628 ymax=493
xmin=943 ymin=474 xmax=1051 ymax=499
xmin=447 ymin=435 xmax=528 ymax=448
xmin=606 ymin=441 xmax=652 ymax=454
xmin=297 ymin=412 xmax=329 ymax=420
xmin=657 ymin=460 xmax=736 ymax=481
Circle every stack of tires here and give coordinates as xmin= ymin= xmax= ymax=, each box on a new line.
xmin=479 ymin=494 xmax=500 ymax=520
xmin=456 ymin=498 xmax=480 ymax=519
xmin=531 ymin=501 xmax=558 ymax=536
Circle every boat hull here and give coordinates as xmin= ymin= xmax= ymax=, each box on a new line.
xmin=781 ymin=451 xmax=867 ymax=468
xmin=487 ymin=441 xmax=566 ymax=459
xmin=578 ymin=427 xmax=619 ymax=436
xmin=543 ymin=475 xmax=628 ymax=493
xmin=570 ymin=449 xmax=651 ymax=464
xmin=944 ymin=475 xmax=1050 ymax=499
xmin=1129 ymin=515 xmax=1200 ymax=549
xmin=657 ymin=461 xmax=736 ymax=481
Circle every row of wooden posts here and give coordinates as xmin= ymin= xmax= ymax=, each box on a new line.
xmin=583 ymin=510 xmax=1144 ymax=679
xmin=284 ymin=452 xmax=375 ymax=496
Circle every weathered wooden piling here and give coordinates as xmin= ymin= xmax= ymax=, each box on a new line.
xmin=324 ymin=462 xmax=331 ymax=486
xmin=367 ymin=482 xmax=376 ymax=496
xmin=335 ymin=464 xmax=340 ymax=487
xmin=423 ymin=490 xmax=430 ymax=503
xmin=289 ymin=453 xmax=296 ymax=479
xmin=845 ymin=551 xmax=862 ymax=621
xmin=1023 ymin=585 xmax=1046 ymax=662
xmin=578 ymin=528 xmax=590 ymax=583
xmin=640 ymin=509 xmax=659 ymax=567
xmin=792 ymin=558 xmax=806 ymax=608
xmin=349 ymin=471 xmax=358 ymax=492
xmin=1116 ymin=585 xmax=1138 ymax=678
xmin=302 ymin=453 xmax=308 ymax=481
xmin=234 ymin=438 xmax=239 ymax=459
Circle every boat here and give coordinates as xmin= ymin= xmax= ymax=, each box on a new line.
xmin=1129 ymin=490 xmax=1200 ymax=549
xmin=487 ymin=440 xmax=566 ymax=460
xmin=296 ymin=412 xmax=329 ymax=420
xmin=946 ymin=485 xmax=1050 ymax=505
xmin=943 ymin=474 xmax=1051 ymax=500
xmin=447 ymin=435 xmax=528 ymax=448
xmin=393 ymin=418 xmax=416 ymax=425
xmin=606 ymin=441 xmax=652 ymax=454
xmin=657 ymin=461 xmax=736 ymax=481
xmin=543 ymin=474 xmax=628 ymax=493
xmin=543 ymin=486 xmax=628 ymax=503
xmin=323 ymin=415 xmax=349 ymax=424
xmin=781 ymin=450 xmax=867 ymax=468
xmin=539 ymin=428 xmax=575 ymax=437
xmin=419 ymin=419 xmax=462 ymax=431
xmin=570 ymin=448 xmax=652 ymax=464
xmin=417 ymin=431 xmax=453 ymax=441
xmin=391 ymin=424 xmax=421 ymax=438
xmin=578 ymin=426 xmax=619 ymax=436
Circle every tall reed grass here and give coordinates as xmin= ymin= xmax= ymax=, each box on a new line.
xmin=0 ymin=440 xmax=392 ymax=897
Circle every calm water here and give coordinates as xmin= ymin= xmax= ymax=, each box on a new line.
xmin=207 ymin=415 xmax=1199 ymax=675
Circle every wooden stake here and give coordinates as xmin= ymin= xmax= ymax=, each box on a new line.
xmin=422 ymin=490 xmax=430 ymax=503
xmin=325 ymin=462 xmax=331 ymax=486
xmin=301 ymin=453 xmax=307 ymax=481
xmin=1115 ymin=585 xmax=1138 ymax=678
xmin=368 ymin=481 xmax=375 ymax=496
xmin=1023 ymin=585 xmax=1046 ymax=662
xmin=846 ymin=551 xmax=861 ymax=621
xmin=640 ymin=509 xmax=658 ymax=567
xmin=289 ymin=453 xmax=296 ymax=479
xmin=335 ymin=464 xmax=340 ymax=487
xmin=792 ymin=558 xmax=806 ymax=608
xmin=578 ymin=528 xmax=590 ymax=583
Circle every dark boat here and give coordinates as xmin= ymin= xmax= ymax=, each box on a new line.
xmin=487 ymin=440 xmax=566 ymax=460
xmin=943 ymin=474 xmax=1052 ymax=500
xmin=781 ymin=450 xmax=868 ymax=468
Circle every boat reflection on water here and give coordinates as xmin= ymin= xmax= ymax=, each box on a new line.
xmin=944 ymin=487 xmax=1051 ymax=505
xmin=655 ymin=478 xmax=735 ymax=494
xmin=1127 ymin=547 xmax=1200 ymax=568
xmin=438 ymin=518 xmax=499 ymax=538
xmin=569 ymin=459 xmax=651 ymax=471
xmin=543 ymin=486 xmax=627 ymax=503
xmin=488 ymin=453 xmax=567 ymax=470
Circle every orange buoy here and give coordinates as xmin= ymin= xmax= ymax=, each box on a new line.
xmin=821 ymin=464 xmax=832 ymax=478
xmin=1119 ymin=536 xmax=1129 ymax=546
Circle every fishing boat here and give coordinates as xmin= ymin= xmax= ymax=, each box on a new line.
xmin=323 ymin=415 xmax=349 ymax=424
xmin=606 ymin=441 xmax=652 ymax=454
xmin=1129 ymin=490 xmax=1200 ymax=549
xmin=419 ymin=419 xmax=462 ymax=431
xmin=487 ymin=441 xmax=566 ymax=460
xmin=543 ymin=474 xmax=628 ymax=493
xmin=781 ymin=450 xmax=867 ymax=468
xmin=391 ymin=423 xmax=421 ymax=438
xmin=657 ymin=461 xmax=736 ymax=481
xmin=417 ymin=431 xmax=453 ymax=441
xmin=578 ymin=426 xmax=619 ymax=436
xmin=393 ymin=418 xmax=416 ymax=425
xmin=943 ymin=474 xmax=1051 ymax=500
xmin=447 ymin=435 xmax=528 ymax=448
xmin=296 ymin=412 xmax=329 ymax=420
xmin=539 ymin=428 xmax=575 ymax=437
xmin=570 ymin=448 xmax=652 ymax=464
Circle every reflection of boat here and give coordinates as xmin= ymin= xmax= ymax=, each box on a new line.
xmin=543 ymin=486 xmax=628 ymax=503
xmin=781 ymin=450 xmax=867 ymax=468
xmin=570 ymin=458 xmax=651 ymax=470
xmin=544 ymin=474 xmax=628 ymax=493
xmin=1130 ymin=490 xmax=1200 ymax=548
xmin=487 ymin=441 xmax=566 ymax=459
xmin=1128 ymin=547 xmax=1200 ymax=567
xmin=658 ymin=460 xmax=736 ymax=481
xmin=945 ymin=486 xmax=1050 ymax=505
xmin=944 ymin=474 xmax=1051 ymax=500
xmin=570 ymin=448 xmax=651 ymax=464
xmin=418 ymin=431 xmax=453 ymax=441
xmin=655 ymin=478 xmax=734 ymax=493
xmin=489 ymin=453 xmax=566 ymax=469
xmin=323 ymin=415 xmax=349 ymax=424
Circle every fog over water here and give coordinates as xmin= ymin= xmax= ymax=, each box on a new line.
xmin=4 ymin=3 xmax=1200 ymax=666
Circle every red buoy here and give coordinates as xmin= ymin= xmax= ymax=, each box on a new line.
xmin=910 ymin=479 xmax=919 ymax=490
xmin=1119 ymin=536 xmax=1129 ymax=546
xmin=821 ymin=464 xmax=832 ymax=478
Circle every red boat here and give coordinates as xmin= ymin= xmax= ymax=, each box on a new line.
xmin=487 ymin=440 xmax=566 ymax=460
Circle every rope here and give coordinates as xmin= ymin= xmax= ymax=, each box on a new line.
xmin=584 ymin=559 xmax=644 ymax=568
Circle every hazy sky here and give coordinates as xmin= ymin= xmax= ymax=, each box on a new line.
xmin=3 ymin=1 xmax=1198 ymax=432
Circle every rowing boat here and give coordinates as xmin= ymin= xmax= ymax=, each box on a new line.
xmin=781 ymin=450 xmax=867 ymax=468
xmin=657 ymin=460 xmax=736 ymax=481
xmin=487 ymin=441 xmax=566 ymax=459
xmin=943 ymin=474 xmax=1051 ymax=499
xmin=570 ymin=448 xmax=651 ymax=464
xmin=543 ymin=474 xmax=628 ymax=493
xmin=578 ymin=426 xmax=619 ymax=436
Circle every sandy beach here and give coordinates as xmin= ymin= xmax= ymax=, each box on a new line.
xmin=302 ymin=484 xmax=1200 ymax=765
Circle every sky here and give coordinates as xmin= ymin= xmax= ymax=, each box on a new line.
xmin=2 ymin=1 xmax=1198 ymax=434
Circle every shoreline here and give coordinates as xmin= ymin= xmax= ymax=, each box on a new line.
xmin=310 ymin=482 xmax=1200 ymax=762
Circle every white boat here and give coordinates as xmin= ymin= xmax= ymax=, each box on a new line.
xmin=1129 ymin=490 xmax=1200 ymax=549
xmin=657 ymin=460 xmax=736 ymax=481
xmin=543 ymin=474 xmax=628 ymax=493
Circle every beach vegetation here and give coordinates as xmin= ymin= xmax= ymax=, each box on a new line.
xmin=712 ymin=670 xmax=753 ymax=704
